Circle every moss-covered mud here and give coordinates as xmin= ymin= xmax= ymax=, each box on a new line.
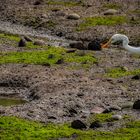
xmin=0 ymin=116 xmax=140 ymax=140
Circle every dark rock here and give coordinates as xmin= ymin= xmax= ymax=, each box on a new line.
xmin=133 ymin=100 xmax=140 ymax=109
xmin=69 ymin=42 xmax=86 ymax=50
xmin=56 ymin=31 xmax=63 ymax=37
xmin=77 ymin=93 xmax=84 ymax=97
xmin=56 ymin=58 xmax=64 ymax=64
xmin=88 ymin=39 xmax=101 ymax=51
xmin=90 ymin=121 xmax=102 ymax=129
xmin=51 ymin=8 xmax=60 ymax=12
xmin=18 ymin=37 xmax=26 ymax=47
xmin=69 ymin=108 xmax=78 ymax=115
xmin=48 ymin=116 xmax=57 ymax=119
xmin=71 ymin=120 xmax=87 ymax=129
xmin=34 ymin=0 xmax=43 ymax=5
xmin=24 ymin=36 xmax=33 ymax=42
xmin=132 ymin=75 xmax=140 ymax=80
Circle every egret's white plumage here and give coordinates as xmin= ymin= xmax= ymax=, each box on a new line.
xmin=102 ymin=34 xmax=140 ymax=54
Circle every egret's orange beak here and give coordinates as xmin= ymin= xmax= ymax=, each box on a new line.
xmin=101 ymin=38 xmax=112 ymax=48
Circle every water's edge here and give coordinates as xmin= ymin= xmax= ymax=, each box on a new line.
xmin=0 ymin=20 xmax=73 ymax=47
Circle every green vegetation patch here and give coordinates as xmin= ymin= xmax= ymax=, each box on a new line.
xmin=0 ymin=116 xmax=140 ymax=140
xmin=77 ymin=16 xmax=127 ymax=31
xmin=105 ymin=67 xmax=140 ymax=78
xmin=103 ymin=3 xmax=122 ymax=9
xmin=0 ymin=33 xmax=20 ymax=42
xmin=0 ymin=47 xmax=97 ymax=66
xmin=88 ymin=113 xmax=113 ymax=123
xmin=0 ymin=33 xmax=47 ymax=49
xmin=47 ymin=0 xmax=83 ymax=7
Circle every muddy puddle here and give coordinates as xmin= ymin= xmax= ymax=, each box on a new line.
xmin=0 ymin=97 xmax=27 ymax=106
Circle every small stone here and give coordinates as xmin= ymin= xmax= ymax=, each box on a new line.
xmin=77 ymin=93 xmax=84 ymax=97
xmin=109 ymin=105 xmax=121 ymax=111
xmin=71 ymin=120 xmax=87 ymax=129
xmin=81 ymin=110 xmax=90 ymax=115
xmin=90 ymin=107 xmax=105 ymax=114
xmin=90 ymin=121 xmax=102 ymax=129
xmin=133 ymin=100 xmax=140 ymax=109
xmin=66 ymin=49 xmax=77 ymax=53
xmin=104 ymin=9 xmax=118 ymax=15
xmin=112 ymin=115 xmax=122 ymax=120
xmin=48 ymin=116 xmax=57 ymax=119
xmin=67 ymin=13 xmax=80 ymax=20
xmin=34 ymin=0 xmax=43 ymax=5
xmin=24 ymin=36 xmax=33 ymax=42
xmin=51 ymin=8 xmax=60 ymax=12
xmin=69 ymin=108 xmax=78 ymax=115
xmin=69 ymin=42 xmax=85 ymax=50
xmin=18 ymin=37 xmax=26 ymax=47
xmin=34 ymin=40 xmax=46 ymax=46
xmin=41 ymin=14 xmax=48 ymax=18
xmin=121 ymin=102 xmax=133 ymax=109
xmin=56 ymin=58 xmax=64 ymax=64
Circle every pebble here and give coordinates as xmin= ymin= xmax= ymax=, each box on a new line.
xmin=90 ymin=107 xmax=105 ymax=114
xmin=121 ymin=102 xmax=133 ymax=109
xmin=90 ymin=120 xmax=102 ymax=129
xmin=104 ymin=9 xmax=118 ymax=15
xmin=112 ymin=115 xmax=122 ymax=120
xmin=66 ymin=49 xmax=77 ymax=53
xmin=67 ymin=13 xmax=80 ymax=20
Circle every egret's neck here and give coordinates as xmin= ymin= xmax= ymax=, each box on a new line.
xmin=122 ymin=36 xmax=129 ymax=47
xmin=122 ymin=37 xmax=140 ymax=54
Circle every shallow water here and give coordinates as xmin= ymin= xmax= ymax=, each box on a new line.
xmin=0 ymin=20 xmax=72 ymax=47
xmin=0 ymin=97 xmax=27 ymax=106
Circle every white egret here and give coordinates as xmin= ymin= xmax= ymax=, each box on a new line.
xmin=101 ymin=34 xmax=140 ymax=54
